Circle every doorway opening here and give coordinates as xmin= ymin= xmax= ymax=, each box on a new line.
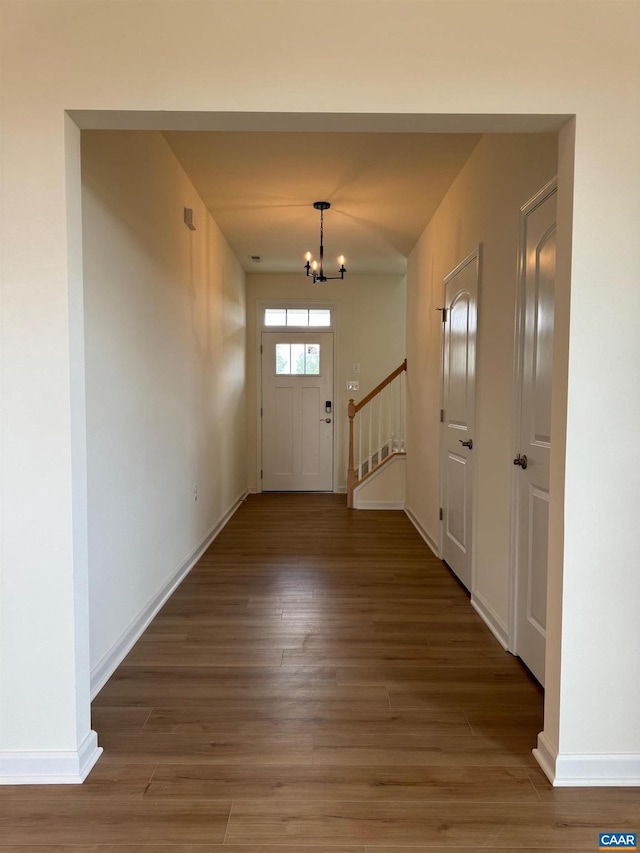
xmin=72 ymin=111 xmax=571 ymax=783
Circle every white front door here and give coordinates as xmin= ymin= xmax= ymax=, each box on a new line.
xmin=261 ymin=332 xmax=334 ymax=491
xmin=440 ymin=248 xmax=479 ymax=591
xmin=513 ymin=180 xmax=557 ymax=685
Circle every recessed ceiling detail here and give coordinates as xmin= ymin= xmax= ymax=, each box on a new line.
xmin=164 ymin=131 xmax=481 ymax=275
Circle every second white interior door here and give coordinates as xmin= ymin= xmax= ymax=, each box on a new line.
xmin=261 ymin=332 xmax=334 ymax=491
xmin=440 ymin=248 xmax=479 ymax=591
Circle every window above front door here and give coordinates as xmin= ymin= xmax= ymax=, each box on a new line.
xmin=263 ymin=307 xmax=331 ymax=328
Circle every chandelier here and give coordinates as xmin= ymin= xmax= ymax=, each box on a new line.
xmin=304 ymin=201 xmax=347 ymax=283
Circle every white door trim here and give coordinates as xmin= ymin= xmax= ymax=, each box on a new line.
xmin=439 ymin=245 xmax=481 ymax=591
xmin=508 ymin=176 xmax=558 ymax=653
xmin=255 ymin=300 xmax=337 ymax=493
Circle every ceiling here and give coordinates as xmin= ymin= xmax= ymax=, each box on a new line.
xmin=163 ymin=131 xmax=481 ymax=276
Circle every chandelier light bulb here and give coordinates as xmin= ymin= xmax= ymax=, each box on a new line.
xmin=305 ymin=251 xmax=312 ymax=262
xmin=312 ymin=260 xmax=318 ymax=271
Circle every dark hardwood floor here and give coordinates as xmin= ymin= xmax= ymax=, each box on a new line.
xmin=1 ymin=493 xmax=638 ymax=850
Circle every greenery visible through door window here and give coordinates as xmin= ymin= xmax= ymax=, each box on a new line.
xmin=276 ymin=343 xmax=320 ymax=375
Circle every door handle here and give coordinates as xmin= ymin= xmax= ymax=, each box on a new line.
xmin=513 ymin=453 xmax=528 ymax=469
xmin=458 ymin=439 xmax=473 ymax=449
xmin=321 ymin=418 xmax=332 ymax=423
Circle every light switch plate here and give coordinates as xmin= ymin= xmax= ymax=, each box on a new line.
xmin=347 ymin=381 xmax=359 ymax=391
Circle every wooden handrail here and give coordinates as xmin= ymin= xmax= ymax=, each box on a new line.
xmin=347 ymin=359 xmax=406 ymax=509
xmin=352 ymin=359 xmax=407 ymax=414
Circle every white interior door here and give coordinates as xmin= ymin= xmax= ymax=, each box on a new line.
xmin=513 ymin=180 xmax=557 ymax=685
xmin=261 ymin=332 xmax=334 ymax=491
xmin=440 ymin=248 xmax=479 ymax=591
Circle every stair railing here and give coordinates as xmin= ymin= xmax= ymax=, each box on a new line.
xmin=347 ymin=359 xmax=407 ymax=508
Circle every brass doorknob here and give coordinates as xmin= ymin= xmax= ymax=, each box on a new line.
xmin=321 ymin=418 xmax=332 ymax=423
xmin=513 ymin=454 xmax=528 ymax=469
xmin=459 ymin=439 xmax=473 ymax=449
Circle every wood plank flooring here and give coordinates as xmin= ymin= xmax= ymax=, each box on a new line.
xmin=1 ymin=493 xmax=638 ymax=850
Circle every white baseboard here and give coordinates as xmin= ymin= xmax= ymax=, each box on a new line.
xmin=0 ymin=730 xmax=102 ymax=785
xmin=533 ymin=730 xmax=557 ymax=785
xmin=534 ymin=732 xmax=640 ymax=786
xmin=471 ymin=590 xmax=509 ymax=650
xmin=555 ymin=752 xmax=640 ymax=787
xmin=247 ymin=486 xmax=258 ymax=494
xmin=403 ymin=506 xmax=509 ymax=651
xmin=404 ymin=504 xmax=439 ymax=558
xmin=335 ymin=485 xmax=347 ymax=494
xmin=355 ymin=500 xmax=404 ymax=510
xmin=90 ymin=490 xmax=248 ymax=698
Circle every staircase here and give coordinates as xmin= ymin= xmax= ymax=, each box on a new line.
xmin=347 ymin=359 xmax=407 ymax=509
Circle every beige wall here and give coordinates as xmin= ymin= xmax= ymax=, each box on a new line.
xmin=246 ymin=274 xmax=406 ymax=492
xmin=406 ymin=134 xmax=558 ymax=639
xmin=82 ymin=131 xmax=247 ymax=687
xmin=0 ymin=0 xmax=638 ymax=785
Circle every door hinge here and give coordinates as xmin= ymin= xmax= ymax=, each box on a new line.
xmin=260 ymin=344 xmax=263 ymax=355
xmin=260 ymin=407 xmax=263 ymax=417
xmin=440 ymin=408 xmax=444 ymax=423
xmin=439 ymin=507 xmax=443 ymax=521
xmin=260 ymin=469 xmax=263 ymax=479
xmin=437 ymin=307 xmax=448 ymax=322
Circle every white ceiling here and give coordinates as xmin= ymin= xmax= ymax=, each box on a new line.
xmin=163 ymin=131 xmax=481 ymax=276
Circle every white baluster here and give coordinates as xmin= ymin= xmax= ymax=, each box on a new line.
xmin=391 ymin=376 xmax=396 ymax=452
